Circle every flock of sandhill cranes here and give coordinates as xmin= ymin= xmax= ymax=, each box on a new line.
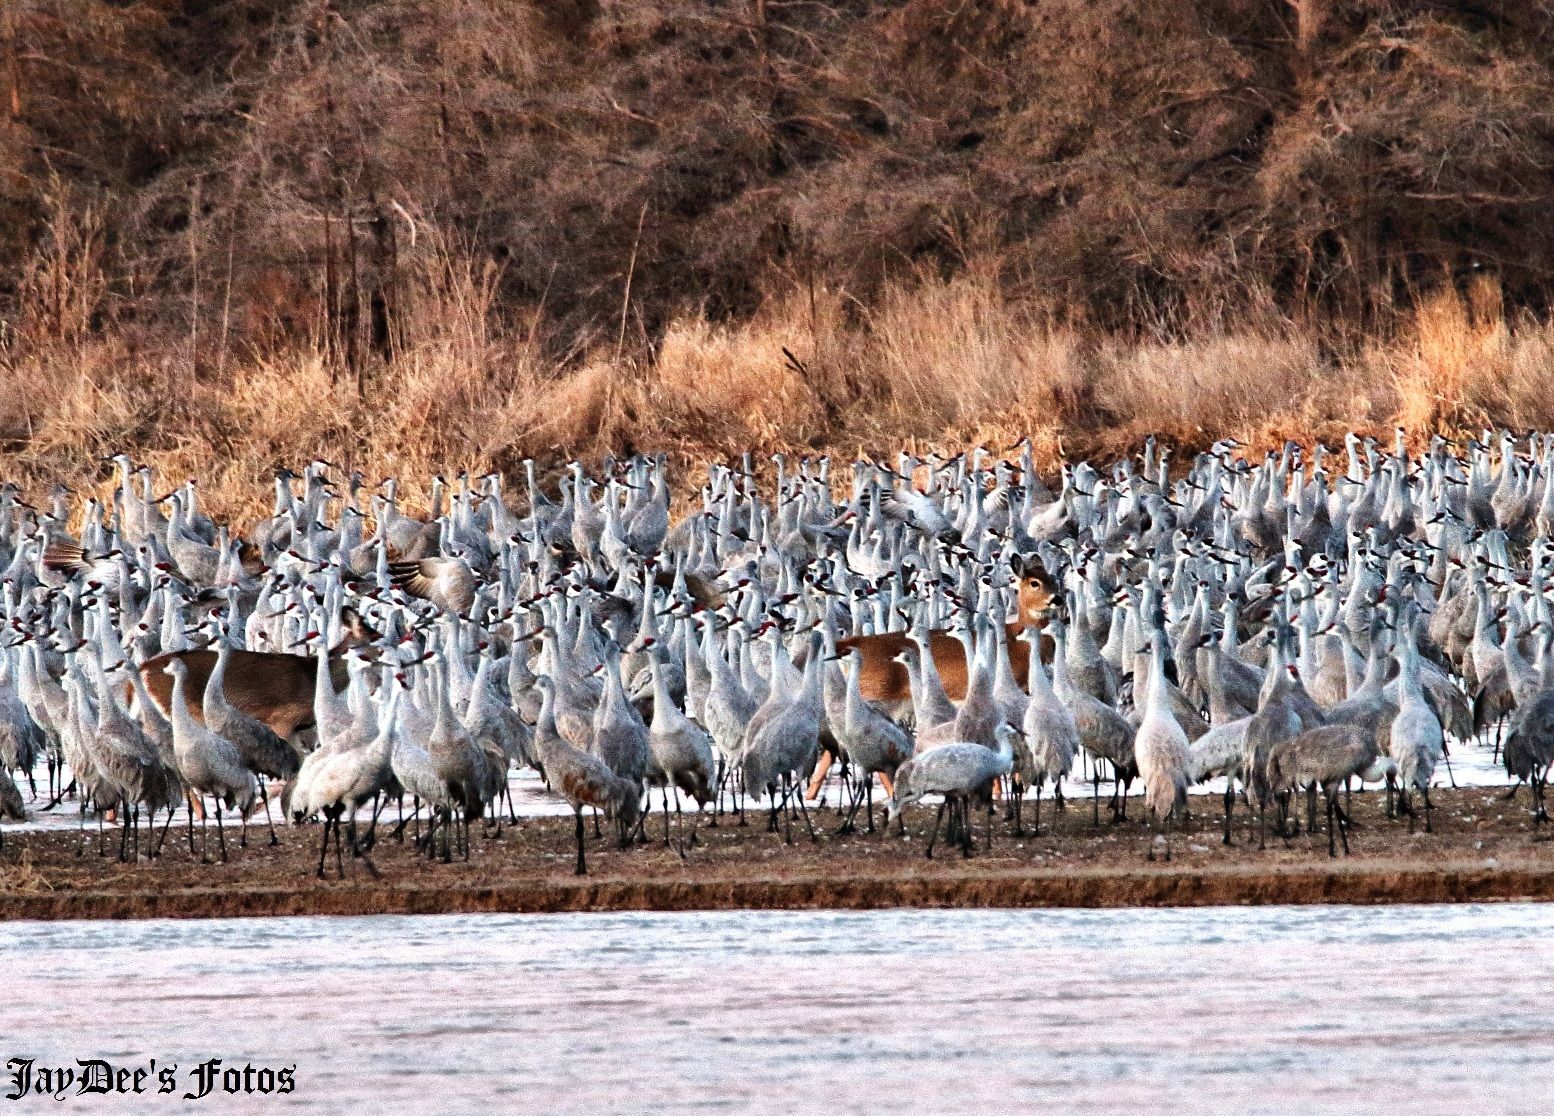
xmin=1 ymin=431 xmax=1552 ymax=876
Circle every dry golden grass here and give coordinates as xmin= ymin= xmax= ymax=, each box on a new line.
xmin=5 ymin=1 xmax=1554 ymax=522
xmin=6 ymin=242 xmax=1554 ymax=529
xmin=0 ymin=849 xmax=54 ymax=894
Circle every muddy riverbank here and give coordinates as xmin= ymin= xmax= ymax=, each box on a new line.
xmin=2 ymin=786 xmax=1550 ymax=920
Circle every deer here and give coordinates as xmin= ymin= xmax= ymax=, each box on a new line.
xmin=837 ymin=553 xmax=1058 ymax=707
xmin=137 ymin=606 xmax=381 ymax=740
xmin=806 ymin=553 xmax=1058 ymax=800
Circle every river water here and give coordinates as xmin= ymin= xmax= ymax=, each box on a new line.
xmin=1 ymin=904 xmax=1551 ymax=1113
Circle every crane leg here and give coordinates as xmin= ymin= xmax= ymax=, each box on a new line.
xmin=792 ymin=774 xmax=818 ymax=842
xmin=117 ymin=795 xmax=130 ymax=863
xmin=316 ymin=814 xmax=332 ymax=878
xmin=574 ymin=808 xmax=588 ymax=876
xmin=151 ymin=802 xmax=175 ymax=859
xmin=837 ymin=779 xmax=860 ymax=836
xmin=215 ymin=802 xmax=229 ymax=864
xmin=262 ymin=789 xmax=279 ymax=847
xmin=361 ymin=795 xmax=386 ymax=853
xmin=199 ymin=796 xmax=212 ymax=864
xmin=674 ymin=788 xmax=690 ymax=858
xmin=865 ymin=777 xmax=875 ymax=834
xmin=709 ymin=761 xmax=725 ymax=828
xmin=1337 ymin=791 xmax=1351 ymax=855
xmin=925 ymin=799 xmax=946 ymax=859
xmin=1032 ymin=780 xmax=1042 ymax=837
xmin=1222 ymin=781 xmax=1234 ymax=846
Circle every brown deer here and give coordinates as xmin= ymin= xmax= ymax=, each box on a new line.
xmin=807 ymin=554 xmax=1059 ymax=799
xmin=138 ymin=606 xmax=380 ymax=739
xmin=837 ymin=553 xmax=1059 ymax=705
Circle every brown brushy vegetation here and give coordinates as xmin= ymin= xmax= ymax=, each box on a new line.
xmin=2 ymin=1 xmax=1554 ymax=522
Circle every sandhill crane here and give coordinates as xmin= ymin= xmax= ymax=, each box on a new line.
xmin=1503 ymin=687 xmax=1554 ymax=827
xmin=590 ymin=641 xmax=649 ymax=839
xmin=1016 ymin=627 xmax=1078 ymax=836
xmin=900 ymin=633 xmax=958 ymax=730
xmin=533 ymin=676 xmax=641 ymax=874
xmin=162 ymin=658 xmax=257 ymax=863
xmin=1266 ymin=723 xmax=1379 ymax=856
xmin=1187 ymin=716 xmax=1250 ymax=845
xmin=741 ymin=631 xmax=824 ymax=844
xmin=834 ymin=649 xmax=913 ymax=834
xmin=58 ymin=669 xmax=116 ymax=855
xmin=389 ymin=552 xmax=477 ymax=615
xmin=0 ymin=768 xmax=23 ymax=847
xmin=88 ymin=655 xmax=180 ymax=860
xmin=164 ymin=493 xmax=221 ymax=587
xmin=387 ymin=682 xmax=458 ymax=857
xmin=1242 ymin=636 xmax=1321 ymax=849
xmin=294 ymin=677 xmax=403 ymax=877
xmin=1134 ymin=640 xmax=1190 ymax=860
xmin=426 ymin=657 xmax=489 ymax=861
xmin=17 ymin=436 xmax=1554 ymax=883
xmin=1391 ymin=615 xmax=1445 ymax=833
xmin=203 ymin=639 xmax=298 ymax=845
xmin=1051 ymin=618 xmax=1136 ymax=824
xmin=0 ymin=653 xmax=44 ymax=799
xmin=888 ymin=721 xmax=1018 ymax=857
xmin=463 ymin=644 xmax=531 ymax=826
xmin=645 ymin=648 xmax=715 ymax=850
xmin=701 ymin=620 xmax=760 ymax=823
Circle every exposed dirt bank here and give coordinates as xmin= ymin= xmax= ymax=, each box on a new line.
xmin=2 ymin=786 xmax=1550 ymax=920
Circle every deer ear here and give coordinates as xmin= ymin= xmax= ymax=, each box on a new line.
xmin=1008 ymin=553 xmax=1026 ymax=577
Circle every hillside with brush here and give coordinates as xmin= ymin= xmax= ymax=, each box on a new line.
xmin=3 ymin=0 xmax=1554 ymax=518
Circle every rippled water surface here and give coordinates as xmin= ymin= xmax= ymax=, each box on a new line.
xmin=2 ymin=904 xmax=1552 ymax=1113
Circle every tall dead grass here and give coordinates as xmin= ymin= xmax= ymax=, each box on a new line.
xmin=4 ymin=236 xmax=1554 ymax=526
